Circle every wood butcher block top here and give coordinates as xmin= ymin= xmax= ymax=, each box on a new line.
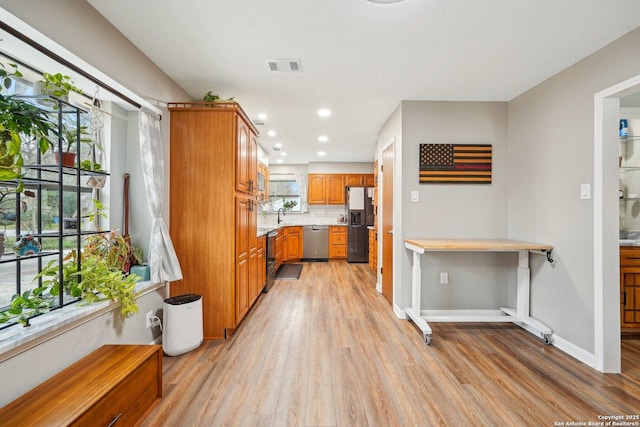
xmin=405 ymin=239 xmax=553 ymax=252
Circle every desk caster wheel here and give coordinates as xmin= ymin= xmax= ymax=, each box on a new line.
xmin=542 ymin=334 xmax=552 ymax=345
xmin=425 ymin=335 xmax=432 ymax=345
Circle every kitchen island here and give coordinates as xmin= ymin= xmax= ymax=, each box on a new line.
xmin=404 ymin=238 xmax=553 ymax=345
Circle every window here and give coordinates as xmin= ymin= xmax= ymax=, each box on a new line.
xmin=0 ymin=77 xmax=109 ymax=329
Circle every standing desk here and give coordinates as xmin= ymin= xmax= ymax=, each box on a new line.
xmin=404 ymin=239 xmax=553 ymax=345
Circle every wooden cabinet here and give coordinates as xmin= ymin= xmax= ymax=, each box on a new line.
xmin=345 ymin=174 xmax=375 ymax=187
xmin=308 ymin=173 xmax=374 ymax=205
xmin=169 ymin=102 xmax=260 ymax=339
xmin=257 ymin=235 xmax=266 ymax=293
xmin=283 ymin=226 xmax=303 ymax=262
xmin=327 ymin=174 xmax=346 ymax=204
xmin=0 ymin=345 xmax=162 ymax=426
xmin=368 ymin=228 xmax=377 ymax=273
xmin=275 ymin=230 xmax=284 ymax=270
xmin=345 ymin=174 xmax=364 ymax=186
xmin=330 ymin=225 xmax=347 ymax=259
xmin=308 ymin=173 xmax=344 ymax=205
xmin=620 ymin=246 xmax=640 ymax=329
xmin=308 ymin=174 xmax=326 ymax=204
xmin=236 ymin=118 xmax=258 ymax=195
xmin=257 ymin=161 xmax=269 ymax=202
xmin=365 ymin=174 xmax=375 ymax=187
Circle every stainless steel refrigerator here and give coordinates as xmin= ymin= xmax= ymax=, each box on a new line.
xmin=346 ymin=186 xmax=374 ymax=263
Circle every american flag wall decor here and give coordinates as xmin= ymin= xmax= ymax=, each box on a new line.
xmin=419 ymin=143 xmax=492 ymax=184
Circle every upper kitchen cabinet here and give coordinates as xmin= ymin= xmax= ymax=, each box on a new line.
xmin=308 ymin=173 xmax=373 ymax=205
xmin=309 ymin=173 xmax=344 ymax=204
xmin=345 ymin=174 xmax=375 ymax=187
xmin=327 ymin=174 xmax=345 ymax=204
xmin=236 ymin=117 xmax=258 ymax=195
xmin=308 ymin=174 xmax=327 ymax=204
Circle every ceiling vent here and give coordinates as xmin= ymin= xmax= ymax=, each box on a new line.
xmin=266 ymin=59 xmax=302 ymax=73
xmin=271 ymin=146 xmax=282 ymax=153
xmin=252 ymin=119 xmax=268 ymax=127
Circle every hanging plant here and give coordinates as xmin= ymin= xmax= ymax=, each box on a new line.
xmin=0 ymin=90 xmax=56 ymax=184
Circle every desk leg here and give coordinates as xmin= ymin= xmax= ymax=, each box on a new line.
xmin=500 ymin=250 xmax=553 ymax=344
xmin=404 ymin=249 xmax=432 ymax=344
xmin=517 ymin=250 xmax=530 ymax=318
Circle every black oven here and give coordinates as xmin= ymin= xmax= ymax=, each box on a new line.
xmin=264 ymin=230 xmax=277 ymax=292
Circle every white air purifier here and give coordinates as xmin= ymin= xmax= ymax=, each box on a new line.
xmin=162 ymin=294 xmax=203 ymax=356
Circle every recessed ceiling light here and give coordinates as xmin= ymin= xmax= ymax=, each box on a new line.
xmin=275 ymin=142 xmax=282 ymax=148
xmin=367 ymin=0 xmax=404 ymax=3
xmin=317 ymin=109 xmax=331 ymax=117
xmin=267 ymin=130 xmax=276 ymax=137
xmin=318 ymin=151 xmax=326 ymax=156
xmin=281 ymin=152 xmax=287 ymax=156
xmin=257 ymin=113 xmax=267 ymax=120
xmin=277 ymin=159 xmax=283 ymax=163
xmin=318 ymin=135 xmax=329 ymax=143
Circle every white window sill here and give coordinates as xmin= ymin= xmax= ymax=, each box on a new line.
xmin=0 ymin=280 xmax=164 ymax=362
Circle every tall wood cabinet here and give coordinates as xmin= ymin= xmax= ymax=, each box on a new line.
xmin=168 ymin=102 xmax=260 ymax=339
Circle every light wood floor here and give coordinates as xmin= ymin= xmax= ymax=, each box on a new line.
xmin=143 ymin=261 xmax=640 ymax=426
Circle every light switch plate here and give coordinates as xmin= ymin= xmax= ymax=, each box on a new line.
xmin=411 ymin=190 xmax=419 ymax=202
xmin=580 ymin=184 xmax=591 ymax=200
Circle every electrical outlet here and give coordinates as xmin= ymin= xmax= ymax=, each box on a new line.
xmin=440 ymin=272 xmax=448 ymax=284
xmin=145 ymin=310 xmax=153 ymax=329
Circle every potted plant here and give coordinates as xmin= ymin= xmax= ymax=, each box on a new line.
xmin=0 ymin=94 xmax=56 ymax=186
xmin=35 ymin=72 xmax=82 ymax=100
xmin=83 ymin=230 xmax=143 ymax=274
xmin=202 ymin=90 xmax=235 ymax=106
xmin=0 ymin=285 xmax=57 ymax=326
xmin=56 ymin=125 xmax=92 ymax=167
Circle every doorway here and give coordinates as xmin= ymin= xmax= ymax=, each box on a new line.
xmin=381 ymin=142 xmax=394 ymax=304
xmin=595 ymin=73 xmax=640 ymax=373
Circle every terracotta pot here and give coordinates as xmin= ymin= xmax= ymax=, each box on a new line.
xmin=56 ymin=151 xmax=76 ymax=168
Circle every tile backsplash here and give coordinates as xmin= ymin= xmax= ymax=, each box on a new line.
xmin=258 ymin=204 xmax=346 ymax=227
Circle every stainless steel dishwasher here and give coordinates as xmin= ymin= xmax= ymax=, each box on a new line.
xmin=303 ymin=225 xmax=329 ymax=261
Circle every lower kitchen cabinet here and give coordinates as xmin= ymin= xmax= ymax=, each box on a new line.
xmin=257 ymin=235 xmax=266 ymax=294
xmin=330 ymin=225 xmax=347 ymax=259
xmin=275 ymin=230 xmax=284 ymax=270
xmin=368 ymin=228 xmax=377 ymax=273
xmin=283 ymin=226 xmax=303 ymax=262
xmin=621 ymin=246 xmax=640 ymax=329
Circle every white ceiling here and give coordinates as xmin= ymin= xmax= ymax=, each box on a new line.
xmin=87 ymin=0 xmax=640 ymax=165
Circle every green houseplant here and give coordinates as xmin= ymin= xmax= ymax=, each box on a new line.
xmin=37 ymin=72 xmax=82 ymax=98
xmin=0 ymin=93 xmax=56 ymax=184
xmin=0 ymin=285 xmax=57 ymax=326
xmin=0 ymin=230 xmax=142 ymax=326
xmin=57 ymin=124 xmax=92 ymax=167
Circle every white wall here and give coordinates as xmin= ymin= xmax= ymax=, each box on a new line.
xmin=0 ymin=1 xmax=190 ymax=405
xmin=508 ymin=27 xmax=640 ymax=353
xmin=397 ymin=101 xmax=511 ymax=310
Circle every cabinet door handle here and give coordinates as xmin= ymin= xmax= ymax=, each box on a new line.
xmin=248 ymin=179 xmax=254 ymax=193
xmin=107 ymin=413 xmax=123 ymax=426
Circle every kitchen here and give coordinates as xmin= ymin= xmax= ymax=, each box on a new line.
xmin=258 ymin=162 xmax=377 ymax=287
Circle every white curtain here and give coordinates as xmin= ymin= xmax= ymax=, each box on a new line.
xmin=139 ymin=108 xmax=183 ymax=283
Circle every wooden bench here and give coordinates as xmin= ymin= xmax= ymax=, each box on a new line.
xmin=0 ymin=345 xmax=162 ymax=426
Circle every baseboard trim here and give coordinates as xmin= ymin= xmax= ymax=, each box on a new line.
xmin=551 ymin=333 xmax=596 ymax=369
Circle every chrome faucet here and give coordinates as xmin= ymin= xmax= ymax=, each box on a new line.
xmin=277 ymin=207 xmax=286 ymax=224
